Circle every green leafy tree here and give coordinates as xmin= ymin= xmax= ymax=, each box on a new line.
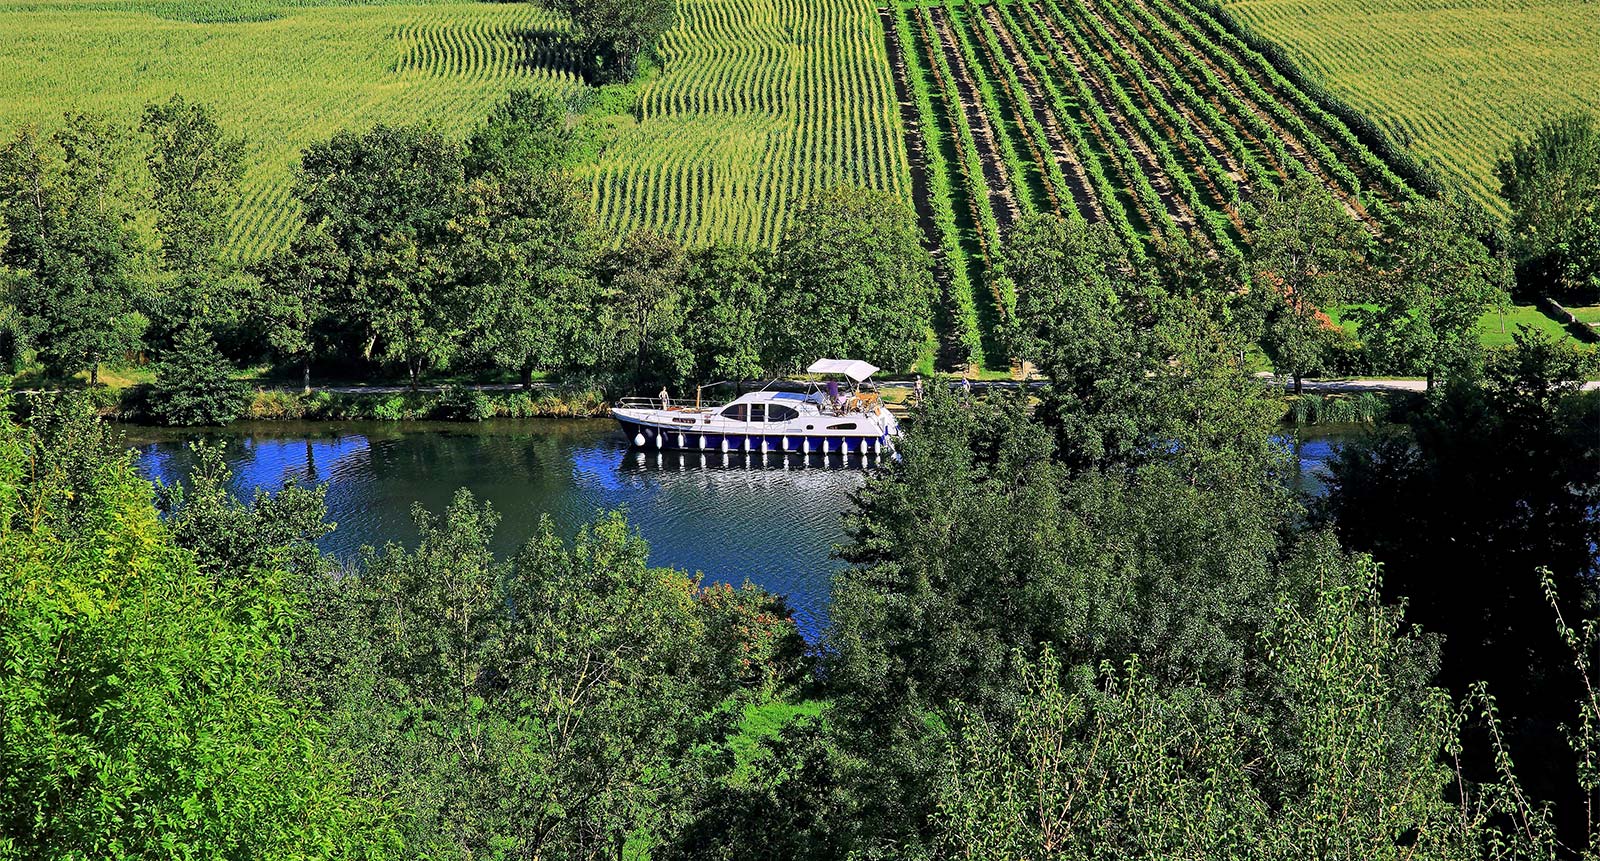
xmin=937 ymin=547 xmax=1464 ymax=860
xmin=1247 ymin=171 xmax=1369 ymax=393
xmin=148 ymin=323 xmax=250 ymax=425
xmin=771 ymin=185 xmax=935 ymax=374
xmin=139 ymin=95 xmax=249 ymax=348
xmin=1004 ymin=214 xmax=1279 ymax=478
xmin=681 ymin=245 xmax=772 ymax=386
xmin=550 ymin=0 xmax=676 ymax=85
xmin=455 ymin=169 xmax=600 ymax=386
xmin=464 ymin=88 xmax=573 ymax=180
xmin=294 ymin=124 xmax=465 ymax=386
xmin=251 ymin=230 xmax=337 ymax=393
xmin=596 ymin=228 xmax=691 ymax=388
xmin=301 ymin=493 xmax=803 ymax=860
xmin=140 ymin=95 xmax=244 ymax=275
xmin=0 ymin=118 xmax=148 ymax=384
xmin=0 ymin=394 xmax=395 ymax=859
xmin=1353 ymin=197 xmax=1510 ymax=386
xmin=1496 ymin=110 xmax=1600 ymax=302
xmin=1322 ymin=328 xmax=1600 ymax=839
xmin=826 ymin=368 xmax=1296 ymax=851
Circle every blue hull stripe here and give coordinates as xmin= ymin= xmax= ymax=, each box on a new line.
xmin=617 ymin=420 xmax=883 ymax=453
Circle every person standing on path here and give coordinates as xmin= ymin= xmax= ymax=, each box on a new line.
xmin=961 ymin=376 xmax=972 ymax=403
xmin=913 ymin=375 xmax=924 ymax=407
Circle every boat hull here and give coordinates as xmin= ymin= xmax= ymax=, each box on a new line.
xmin=613 ymin=416 xmax=893 ymax=454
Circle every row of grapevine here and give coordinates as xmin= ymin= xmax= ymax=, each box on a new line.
xmin=886 ymin=0 xmax=1430 ymax=365
xmin=886 ymin=3 xmax=988 ymax=366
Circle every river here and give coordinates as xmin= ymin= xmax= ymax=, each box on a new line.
xmin=127 ymin=418 xmax=1360 ymax=640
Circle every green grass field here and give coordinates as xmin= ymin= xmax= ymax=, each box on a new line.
xmin=1329 ymin=303 xmax=1579 ymax=350
xmin=1222 ymin=0 xmax=1600 ymax=212
xmin=0 ymin=0 xmax=908 ymax=259
xmin=1475 ymin=305 xmax=1575 ymax=348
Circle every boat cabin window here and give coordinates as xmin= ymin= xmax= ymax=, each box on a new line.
xmin=750 ymin=403 xmax=766 ymax=422
xmin=721 ymin=404 xmax=748 ymax=421
xmin=828 ymin=422 xmax=857 ymax=430
xmin=768 ymin=405 xmax=799 ymax=422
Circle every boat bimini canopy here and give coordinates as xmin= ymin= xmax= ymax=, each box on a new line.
xmin=807 ymin=358 xmax=880 ymax=382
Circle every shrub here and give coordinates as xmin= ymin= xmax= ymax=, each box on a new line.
xmin=148 ymin=325 xmax=250 ymax=426
xmin=250 ymin=389 xmax=309 ymax=420
xmin=369 ymin=394 xmax=409 ymax=422
xmin=433 ymin=385 xmax=495 ymax=421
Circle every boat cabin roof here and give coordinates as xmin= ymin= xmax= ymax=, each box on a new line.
xmin=730 ymin=390 xmax=815 ymax=406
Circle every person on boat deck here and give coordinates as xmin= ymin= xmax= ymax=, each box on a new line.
xmin=658 ymin=387 xmax=670 ymax=410
xmin=825 ymin=380 xmax=841 ymax=412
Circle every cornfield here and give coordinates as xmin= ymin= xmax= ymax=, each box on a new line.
xmin=582 ymin=0 xmax=911 ymax=247
xmin=0 ymin=0 xmax=909 ymax=258
xmin=1223 ymin=0 xmax=1600 ymax=214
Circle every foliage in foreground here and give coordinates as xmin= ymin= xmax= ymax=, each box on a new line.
xmin=0 ymin=396 xmax=395 ymax=858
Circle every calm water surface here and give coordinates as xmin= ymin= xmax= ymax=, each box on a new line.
xmin=127 ymin=419 xmax=1362 ymax=639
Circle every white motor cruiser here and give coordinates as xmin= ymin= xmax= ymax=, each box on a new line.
xmin=610 ymin=359 xmax=900 ymax=457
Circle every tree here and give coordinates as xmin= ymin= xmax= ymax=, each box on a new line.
xmin=251 ymin=231 xmax=336 ymax=393
xmin=464 ymin=88 xmax=572 ymax=180
xmin=0 ymin=394 xmax=395 ymax=858
xmin=1003 ymin=214 xmax=1279 ymax=478
xmin=771 ymin=185 xmax=935 ymax=374
xmin=294 ymin=124 xmax=465 ymax=386
xmin=937 ymin=550 xmax=1465 ymax=860
xmin=1496 ymin=111 xmax=1600 ymax=302
xmin=1321 ymin=328 xmax=1600 ymax=840
xmin=597 ymin=229 xmax=691 ymax=388
xmin=681 ymin=245 xmax=772 ymax=386
xmin=1352 ymin=197 xmax=1509 ymax=387
xmin=139 ymin=96 xmax=249 ymax=348
xmin=455 ymin=169 xmax=600 ymax=386
xmin=302 ymin=494 xmax=804 ymax=860
xmin=0 ymin=118 xmax=148 ymax=384
xmin=550 ymin=0 xmax=676 ymax=85
xmin=1247 ymin=170 xmax=1368 ymax=393
xmin=825 ymin=367 xmax=1298 ymax=851
xmin=148 ymin=323 xmax=250 ymax=425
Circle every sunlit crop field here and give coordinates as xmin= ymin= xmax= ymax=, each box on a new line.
xmin=1222 ymin=0 xmax=1600 ymax=212
xmin=0 ymin=0 xmax=581 ymax=260
xmin=0 ymin=0 xmax=908 ymax=258
xmin=585 ymin=0 xmax=911 ymax=247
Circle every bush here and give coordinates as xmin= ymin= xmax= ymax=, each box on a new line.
xmin=250 ymin=389 xmax=310 ymax=420
xmin=148 ymin=326 xmax=250 ymax=426
xmin=433 ymin=385 xmax=495 ymax=421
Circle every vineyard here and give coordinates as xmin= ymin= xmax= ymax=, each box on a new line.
xmin=886 ymin=0 xmax=1431 ymax=367
xmin=0 ymin=0 xmax=907 ymax=258
xmin=1223 ymin=0 xmax=1600 ymax=214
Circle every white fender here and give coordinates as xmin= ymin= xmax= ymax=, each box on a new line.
xmin=677 ymin=433 xmax=685 ymax=449
xmin=802 ymin=438 xmax=811 ymax=455
xmin=873 ymin=438 xmax=882 ymax=457
xmin=760 ymin=437 xmax=768 ymax=454
xmin=743 ymin=436 xmax=752 ymax=452
xmin=654 ymin=432 xmax=663 ymax=449
xmin=633 ymin=432 xmax=646 ymax=447
xmin=781 ymin=435 xmax=790 ymax=452
xmin=720 ymin=437 xmax=729 ymax=453
xmin=698 ymin=434 xmax=707 ymax=450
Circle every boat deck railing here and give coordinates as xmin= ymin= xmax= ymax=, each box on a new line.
xmin=614 ymin=397 xmax=725 ymax=413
